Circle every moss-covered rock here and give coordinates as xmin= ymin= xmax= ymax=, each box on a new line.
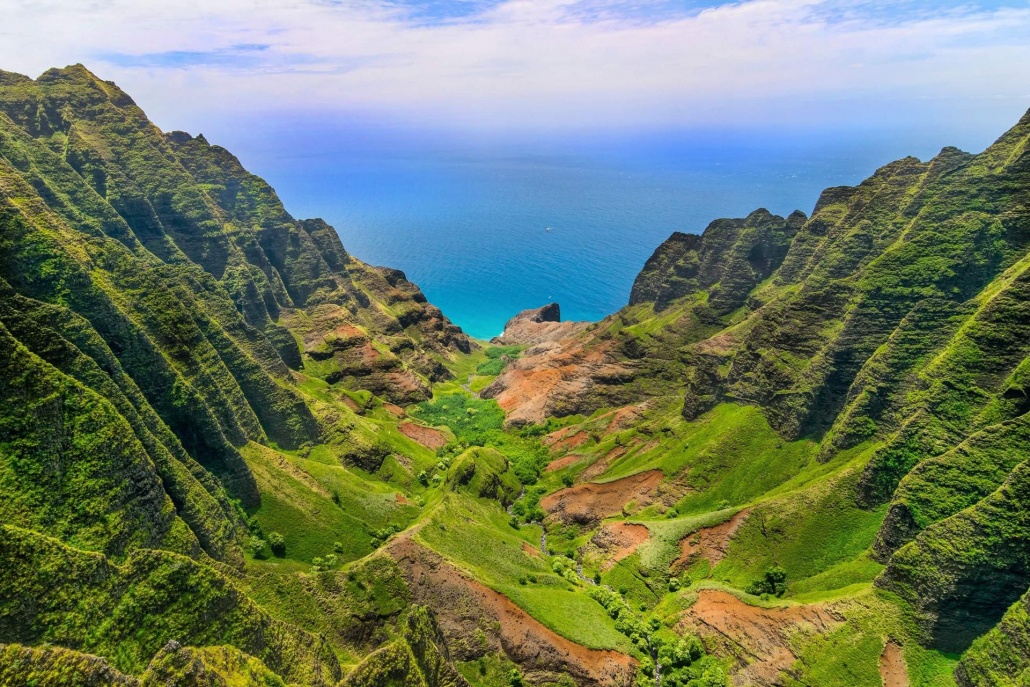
xmin=0 ymin=643 xmax=138 ymax=686
xmin=340 ymin=606 xmax=471 ymax=687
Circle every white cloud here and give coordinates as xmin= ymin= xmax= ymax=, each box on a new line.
xmin=1 ymin=0 xmax=1028 ymax=132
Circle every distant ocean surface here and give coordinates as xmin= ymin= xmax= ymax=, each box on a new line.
xmin=224 ymin=121 xmax=985 ymax=340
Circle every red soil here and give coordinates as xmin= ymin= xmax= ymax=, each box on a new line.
xmin=395 ymin=493 xmax=409 ymax=505
xmin=543 ymin=429 xmax=590 ymax=452
xmin=543 ymin=426 xmax=575 ymax=446
xmin=602 ymin=405 xmax=645 ymax=435
xmin=383 ymin=403 xmax=406 ymax=417
xmin=398 ymin=422 xmax=448 ymax=450
xmin=341 ymin=395 xmax=361 ymax=412
xmin=483 ymin=339 xmax=633 ymax=426
xmin=387 ymin=538 xmax=635 ymax=687
xmin=540 ymin=470 xmax=664 ymax=526
xmin=332 ymin=323 xmax=366 ymax=340
xmin=879 ymin=641 xmax=909 ymax=687
xmin=673 ymin=509 xmax=750 ymax=570
xmin=522 ymin=541 xmax=542 ymax=558
xmin=676 ymin=590 xmax=840 ymax=686
xmin=591 ymin=522 xmax=649 ymax=568
xmin=545 ymin=454 xmax=584 ymax=473
xmin=581 ymin=446 xmax=627 ymax=481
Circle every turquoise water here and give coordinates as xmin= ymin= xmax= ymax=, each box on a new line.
xmin=225 ymin=122 xmax=984 ymax=339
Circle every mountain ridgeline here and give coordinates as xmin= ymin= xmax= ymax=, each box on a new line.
xmin=2 ymin=64 xmax=1030 ymax=687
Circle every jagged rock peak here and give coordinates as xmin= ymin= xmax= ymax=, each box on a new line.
xmin=514 ymin=302 xmax=561 ymax=325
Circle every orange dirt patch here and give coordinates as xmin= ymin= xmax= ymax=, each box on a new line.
xmin=544 ymin=430 xmax=590 ymax=452
xmin=341 ymin=395 xmax=361 ymax=412
xmin=677 ymin=590 xmax=840 ymax=686
xmin=695 ymin=330 xmax=738 ymax=355
xmin=545 ymin=454 xmax=584 ymax=473
xmin=332 ymin=323 xmax=366 ymax=340
xmin=522 ymin=541 xmax=542 ymax=558
xmin=388 ymin=538 xmax=635 ymax=687
xmin=395 ymin=493 xmax=409 ymax=505
xmin=543 ymin=426 xmax=575 ymax=446
xmin=383 ymin=403 xmax=406 ymax=417
xmin=481 ymin=338 xmax=634 ymax=426
xmin=591 ymin=522 xmax=649 ymax=569
xmin=603 ymin=405 xmax=645 ymax=435
xmin=541 ymin=470 xmax=663 ymax=526
xmin=673 ymin=509 xmax=750 ymax=570
xmin=581 ymin=446 xmax=627 ymax=481
xmin=558 ymin=431 xmax=590 ymax=451
xmin=398 ymin=422 xmax=448 ymax=450
xmin=880 ymin=641 xmax=909 ymax=687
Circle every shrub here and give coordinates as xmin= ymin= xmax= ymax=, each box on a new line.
xmin=561 ymin=473 xmax=574 ymax=488
xmin=267 ymin=532 xmax=286 ymax=557
xmin=247 ymin=536 xmax=267 ymax=559
xmin=746 ymin=565 xmax=787 ymax=597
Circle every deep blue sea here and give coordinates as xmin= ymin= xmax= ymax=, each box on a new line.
xmin=215 ymin=119 xmax=998 ymax=340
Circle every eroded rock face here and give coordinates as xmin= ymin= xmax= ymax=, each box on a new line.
xmin=492 ymin=302 xmax=590 ymax=347
xmin=481 ymin=337 xmax=637 ymax=426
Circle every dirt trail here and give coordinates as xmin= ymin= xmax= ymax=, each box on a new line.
xmin=879 ymin=641 xmax=909 ymax=687
xmin=541 ymin=470 xmax=664 ymax=526
xmin=677 ymin=589 xmax=840 ymax=686
xmin=673 ymin=509 xmax=750 ymax=570
xmin=387 ymin=538 xmax=635 ymax=687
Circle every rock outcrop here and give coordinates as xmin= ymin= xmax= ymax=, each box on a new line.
xmin=492 ymin=302 xmax=589 ymax=346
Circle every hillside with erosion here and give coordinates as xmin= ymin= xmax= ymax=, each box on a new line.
xmin=2 ymin=64 xmax=1030 ymax=687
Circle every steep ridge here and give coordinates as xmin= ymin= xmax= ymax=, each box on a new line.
xmin=482 ymin=106 xmax=1030 ymax=684
xmin=0 ymin=64 xmax=471 ymax=557
xmin=0 ymin=65 xmax=485 ymax=687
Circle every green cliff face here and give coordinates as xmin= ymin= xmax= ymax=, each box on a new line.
xmin=0 ymin=65 xmax=474 ymax=686
xmin=481 ymin=104 xmax=1030 ymax=684
xmin=4 ymin=62 xmax=1030 ymax=687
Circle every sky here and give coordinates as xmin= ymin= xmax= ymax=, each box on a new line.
xmin=1 ymin=0 xmax=1029 ymax=140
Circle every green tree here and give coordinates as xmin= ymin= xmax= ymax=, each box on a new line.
xmin=267 ymin=532 xmax=285 ymax=557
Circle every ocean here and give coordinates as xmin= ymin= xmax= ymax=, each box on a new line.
xmin=219 ymin=120 xmax=991 ymax=340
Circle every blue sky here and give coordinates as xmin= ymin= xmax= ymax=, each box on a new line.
xmin=1 ymin=0 xmax=1028 ymax=138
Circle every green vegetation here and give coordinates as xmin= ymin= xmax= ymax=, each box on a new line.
xmin=476 ymin=345 xmax=523 ymax=376
xmin=2 ymin=64 xmax=1030 ymax=687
